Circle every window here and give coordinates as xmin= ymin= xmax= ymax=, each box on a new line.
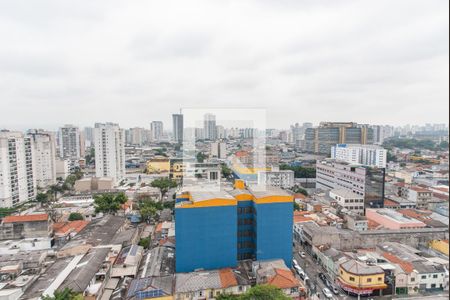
xmin=378 ymin=277 xmax=382 ymax=281
xmin=433 ymin=274 xmax=438 ymax=278
xmin=421 ymin=275 xmax=426 ymax=279
xmin=349 ymin=277 xmax=355 ymax=282
xmin=367 ymin=278 xmax=372 ymax=283
xmin=410 ymin=278 xmax=415 ymax=282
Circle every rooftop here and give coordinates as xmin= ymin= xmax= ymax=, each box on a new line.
xmin=367 ymin=208 xmax=426 ymax=225
xmin=58 ymin=247 xmax=111 ymax=293
xmin=340 ymin=259 xmax=384 ymax=275
xmin=329 ymin=189 xmax=364 ymax=199
xmin=59 ymin=215 xmax=126 ymax=252
xmin=126 ymin=276 xmax=174 ymax=299
xmin=2 ymin=214 xmax=48 ymax=223
xmin=176 ymin=268 xmax=242 ymax=293
xmin=381 ymin=252 xmax=414 ymax=273
xmin=141 ymin=246 xmax=175 ymax=277
xmin=22 ymin=257 xmax=73 ymax=299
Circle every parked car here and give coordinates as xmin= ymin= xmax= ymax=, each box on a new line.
xmin=300 ymin=252 xmax=306 ymax=258
xmin=299 ymin=272 xmax=306 ymax=280
xmin=318 ymin=273 xmax=327 ymax=283
xmin=322 ymin=287 xmax=333 ymax=299
xmin=293 ymin=259 xmax=299 ymax=267
xmin=331 ymin=285 xmax=339 ymax=295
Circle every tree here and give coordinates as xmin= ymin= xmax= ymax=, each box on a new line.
xmin=280 ymin=164 xmax=315 ymax=178
xmin=217 ymin=294 xmax=240 ymax=300
xmin=85 ymin=147 xmax=95 ymax=165
xmin=150 ymin=178 xmax=178 ymax=198
xmin=140 ymin=203 xmax=158 ymax=222
xmin=221 ymin=164 xmax=232 ymax=178
xmin=42 ymin=288 xmax=83 ymax=300
xmin=36 ymin=192 xmax=49 ymax=207
xmin=94 ymin=193 xmax=128 ymax=214
xmin=293 ymin=202 xmax=300 ymax=211
xmin=241 ymin=285 xmax=290 ymax=300
xmin=138 ymin=237 xmax=151 ymax=249
xmin=68 ymin=212 xmax=84 ymax=221
xmin=292 ymin=185 xmax=308 ymax=196
xmin=48 ymin=184 xmax=63 ymax=201
xmin=196 ymin=152 xmax=207 ymax=163
xmin=138 ymin=198 xmax=163 ymax=222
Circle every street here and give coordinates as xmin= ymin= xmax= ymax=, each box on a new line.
xmin=293 ymin=242 xmax=351 ymax=300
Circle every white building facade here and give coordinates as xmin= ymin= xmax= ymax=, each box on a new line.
xmin=257 ymin=169 xmax=294 ymax=189
xmin=329 ymin=189 xmax=365 ymax=215
xmin=58 ymin=125 xmax=81 ymax=160
xmin=331 ymin=144 xmax=387 ymax=168
xmin=94 ymin=123 xmax=125 ymax=184
xmin=28 ymin=130 xmax=57 ymax=188
xmin=150 ymin=121 xmax=164 ymax=141
xmin=0 ymin=131 xmax=36 ymax=208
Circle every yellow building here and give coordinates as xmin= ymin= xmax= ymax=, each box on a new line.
xmin=170 ymin=159 xmax=184 ymax=179
xmin=146 ymin=157 xmax=170 ymax=174
xmin=337 ymin=259 xmax=387 ymax=296
xmin=429 ymin=240 xmax=449 ymax=256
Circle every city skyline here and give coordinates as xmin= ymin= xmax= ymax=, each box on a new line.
xmin=0 ymin=1 xmax=448 ymax=130
xmin=1 ymin=120 xmax=448 ymax=133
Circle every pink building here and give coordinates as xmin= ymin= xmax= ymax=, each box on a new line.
xmin=365 ymin=208 xmax=426 ymax=230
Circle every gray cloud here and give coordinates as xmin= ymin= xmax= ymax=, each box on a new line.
xmin=0 ymin=0 xmax=448 ymax=131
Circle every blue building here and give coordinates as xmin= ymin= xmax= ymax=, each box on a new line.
xmin=175 ymin=181 xmax=293 ymax=273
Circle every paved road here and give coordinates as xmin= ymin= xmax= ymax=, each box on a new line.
xmin=293 ymin=242 xmax=350 ymax=300
xmin=293 ymin=242 xmax=449 ymax=300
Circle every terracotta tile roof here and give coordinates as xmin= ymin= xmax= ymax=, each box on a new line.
xmin=433 ymin=193 xmax=449 ymax=200
xmin=384 ymin=199 xmax=399 ymax=207
xmin=219 ymin=268 xmax=238 ymax=288
xmin=54 ymin=220 xmax=89 ymax=236
xmin=294 ymin=211 xmax=311 ymax=216
xmin=2 ymin=214 xmax=48 ymax=223
xmin=367 ymin=219 xmax=382 ymax=230
xmin=399 ymin=209 xmax=431 ymax=220
xmin=382 ymin=252 xmax=414 ymax=273
xmin=267 ymin=268 xmax=300 ymax=289
xmin=294 ymin=215 xmax=313 ymax=223
xmin=53 ymin=222 xmax=66 ymax=231
xmin=121 ymin=200 xmax=132 ymax=210
xmin=409 ymin=186 xmax=430 ymax=193
xmin=155 ymin=222 xmax=163 ymax=233
xmin=235 ymin=151 xmax=249 ymax=157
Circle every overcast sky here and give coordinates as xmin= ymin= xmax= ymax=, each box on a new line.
xmin=0 ymin=0 xmax=448 ymax=131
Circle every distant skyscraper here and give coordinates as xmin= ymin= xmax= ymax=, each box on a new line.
xmin=94 ymin=123 xmax=125 ymax=183
xmin=150 ymin=121 xmax=164 ymax=141
xmin=130 ymin=127 xmax=145 ymax=146
xmin=83 ymin=127 xmax=94 ymax=148
xmin=203 ymin=113 xmax=217 ymax=141
xmin=172 ymin=114 xmax=184 ymax=144
xmin=0 ymin=131 xmax=36 ymax=208
xmin=290 ymin=123 xmax=302 ymax=143
xmin=305 ymin=122 xmax=374 ymax=154
xmin=58 ymin=125 xmax=81 ymax=160
xmin=27 ymin=129 xmax=57 ymax=188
